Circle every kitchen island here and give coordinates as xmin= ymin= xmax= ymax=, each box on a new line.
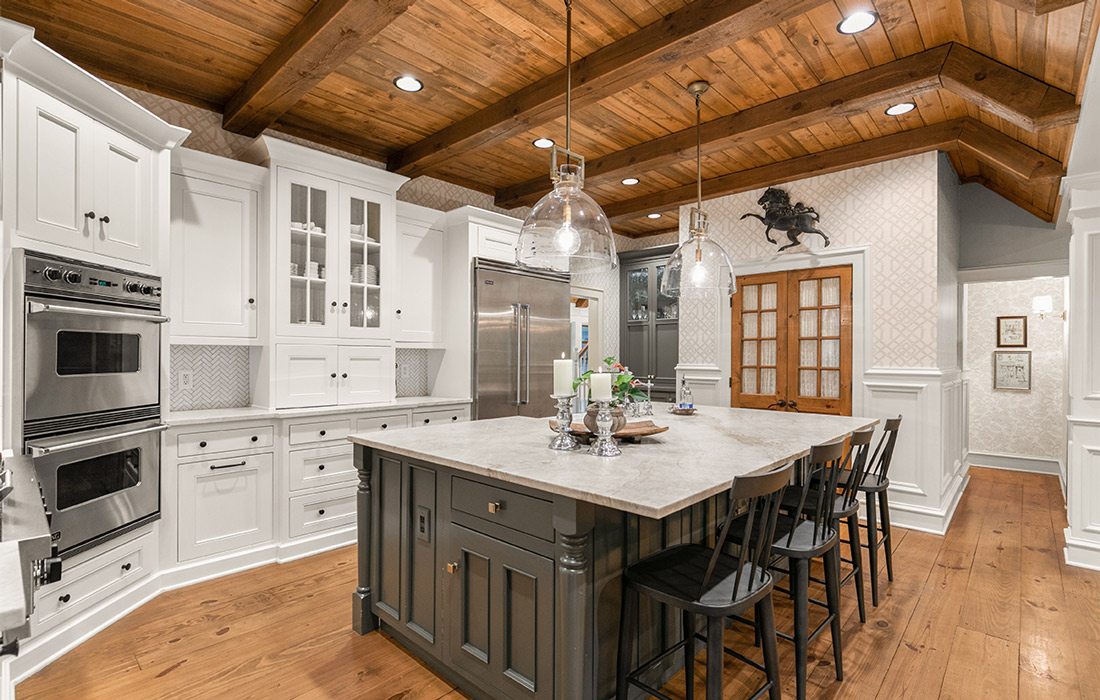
xmin=349 ymin=408 xmax=877 ymax=699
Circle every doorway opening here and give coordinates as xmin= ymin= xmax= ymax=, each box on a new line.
xmin=570 ymin=287 xmax=603 ymax=412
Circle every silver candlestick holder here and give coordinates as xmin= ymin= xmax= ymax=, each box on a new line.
xmin=549 ymin=394 xmax=579 ymax=451
xmin=588 ymin=399 xmax=622 ymax=457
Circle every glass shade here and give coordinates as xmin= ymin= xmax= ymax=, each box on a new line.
xmin=516 ymin=164 xmax=616 ymax=274
xmin=659 ymin=209 xmax=735 ymax=297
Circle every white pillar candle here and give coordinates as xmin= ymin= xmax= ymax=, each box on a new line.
xmin=554 ymin=354 xmax=573 ymax=396
xmin=590 ymin=371 xmax=612 ymax=402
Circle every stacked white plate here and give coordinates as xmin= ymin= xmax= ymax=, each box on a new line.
xmin=290 ymin=262 xmax=300 ymax=276
xmin=351 ymin=264 xmax=365 ymax=284
xmin=366 ymin=264 xmax=378 ymax=285
xmin=350 ymin=223 xmax=364 ymax=239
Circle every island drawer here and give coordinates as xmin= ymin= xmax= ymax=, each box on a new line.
xmin=288 ymin=418 xmax=351 ymax=445
xmin=356 ymin=413 xmax=410 ymax=433
xmin=288 ymin=444 xmax=356 ymax=491
xmin=414 ymin=406 xmax=469 ymax=427
xmin=177 ymin=425 xmax=274 ymax=457
xmin=451 ymin=476 xmax=554 ymax=542
xmin=289 ymin=486 xmax=357 ymax=538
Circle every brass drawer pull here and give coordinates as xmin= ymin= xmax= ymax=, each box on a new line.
xmin=488 ymin=501 xmax=503 ymax=514
xmin=445 ymin=562 xmax=459 ymax=574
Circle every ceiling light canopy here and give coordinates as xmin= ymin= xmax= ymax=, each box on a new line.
xmin=885 ymin=102 xmax=916 ymax=116
xmin=393 ymin=75 xmax=423 ymax=92
xmin=516 ymin=0 xmax=616 ymax=274
xmin=622 ymin=177 xmax=640 ymax=186
xmin=532 ymin=137 xmax=555 ymax=149
xmin=837 ymin=11 xmax=878 ymax=34
xmin=659 ymin=80 xmax=735 ymax=299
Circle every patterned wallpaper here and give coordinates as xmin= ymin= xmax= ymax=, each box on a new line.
xmin=965 ymin=278 xmax=1067 ymax=463
xmin=678 ymin=152 xmax=941 ymax=369
xmin=169 ymin=345 xmax=251 ymax=411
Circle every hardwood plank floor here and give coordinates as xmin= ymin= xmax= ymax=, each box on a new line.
xmin=17 ymin=467 xmax=1100 ymax=700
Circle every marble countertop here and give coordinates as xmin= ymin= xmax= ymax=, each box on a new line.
xmin=166 ymin=396 xmax=472 ymax=427
xmin=349 ymin=408 xmax=878 ymax=519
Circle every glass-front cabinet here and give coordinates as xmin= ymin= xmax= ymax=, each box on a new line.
xmin=619 ymin=247 xmax=679 ymax=401
xmin=276 ymin=168 xmax=392 ymax=339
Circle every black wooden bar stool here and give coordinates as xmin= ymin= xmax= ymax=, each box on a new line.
xmin=616 ymin=462 xmax=792 ymax=700
xmin=859 ymin=416 xmax=902 ymax=606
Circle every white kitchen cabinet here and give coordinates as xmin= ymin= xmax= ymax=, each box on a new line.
xmin=396 ymin=215 xmax=444 ymax=345
xmin=476 ymin=223 xmax=519 ymax=263
xmin=275 ymin=344 xmax=339 ymax=408
xmin=277 ymin=168 xmax=341 ymax=338
xmin=338 ymin=345 xmax=396 ymax=405
xmin=338 ymin=183 xmax=392 ymax=340
xmin=15 ymin=79 xmax=154 ymax=266
xmin=170 ymin=171 xmax=258 ymax=340
xmin=177 ymin=452 xmax=274 ymax=561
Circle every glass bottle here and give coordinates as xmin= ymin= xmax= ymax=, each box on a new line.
xmin=679 ymin=377 xmax=694 ymax=409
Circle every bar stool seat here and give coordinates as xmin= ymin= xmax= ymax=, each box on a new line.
xmin=627 ymin=544 xmax=775 ymax=614
xmin=771 ymin=515 xmax=836 ymax=557
xmin=858 ymin=472 xmax=889 ymax=492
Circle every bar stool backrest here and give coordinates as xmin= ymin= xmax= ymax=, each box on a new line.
xmin=786 ymin=439 xmax=848 ymax=547
xmin=702 ymin=462 xmax=794 ymax=602
xmin=866 ymin=416 xmax=902 ymax=484
xmin=839 ymin=427 xmax=875 ymax=511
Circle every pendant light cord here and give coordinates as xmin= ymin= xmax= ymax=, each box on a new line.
xmin=564 ymin=0 xmax=573 ymax=158
xmin=695 ymin=92 xmax=702 ymax=211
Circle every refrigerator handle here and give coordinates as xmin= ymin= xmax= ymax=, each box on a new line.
xmin=522 ymin=304 xmax=531 ymax=404
xmin=512 ymin=303 xmax=522 ymax=406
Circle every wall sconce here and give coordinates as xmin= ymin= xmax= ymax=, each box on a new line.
xmin=1032 ymin=295 xmax=1066 ymax=320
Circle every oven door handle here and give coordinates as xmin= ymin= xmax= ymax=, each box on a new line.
xmin=27 ymin=301 xmax=170 ymax=324
xmin=26 ymin=423 xmax=169 ymax=458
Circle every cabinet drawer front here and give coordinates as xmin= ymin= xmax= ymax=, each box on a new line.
xmin=288 ymin=418 xmax=351 ymax=445
xmin=451 ymin=477 xmax=554 ymax=542
xmin=288 ymin=444 xmax=356 ymax=491
xmin=414 ymin=406 xmax=470 ymax=427
xmin=356 ymin=413 xmax=409 ymax=433
xmin=177 ymin=425 xmax=274 ymax=457
xmin=477 ymin=225 xmax=518 ymax=263
xmin=288 ymin=487 xmax=357 ymax=538
xmin=178 ymin=453 xmax=274 ymax=561
xmin=36 ymin=531 xmax=154 ymax=625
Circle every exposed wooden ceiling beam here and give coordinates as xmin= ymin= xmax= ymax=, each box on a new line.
xmin=385 ymin=0 xmax=824 ymax=178
xmin=495 ymin=43 xmax=1078 ymax=209
xmin=496 ymin=46 xmax=951 ymax=209
xmin=223 ymin=0 xmax=415 ymax=137
xmin=940 ymin=44 xmax=1079 ymax=130
xmin=994 ymin=0 xmax=1085 ymax=16
xmin=601 ymin=117 xmax=1063 ymax=222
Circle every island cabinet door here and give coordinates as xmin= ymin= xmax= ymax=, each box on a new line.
xmin=444 ymin=524 xmax=554 ymax=699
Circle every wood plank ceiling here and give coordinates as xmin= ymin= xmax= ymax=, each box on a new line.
xmin=5 ymin=0 xmax=1096 ymax=236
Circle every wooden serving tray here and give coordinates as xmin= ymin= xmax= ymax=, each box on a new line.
xmin=549 ymin=419 xmax=669 ymax=441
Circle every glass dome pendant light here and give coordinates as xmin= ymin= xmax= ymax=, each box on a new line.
xmin=659 ymin=81 xmax=736 ymax=298
xmin=515 ymin=0 xmax=616 ymax=274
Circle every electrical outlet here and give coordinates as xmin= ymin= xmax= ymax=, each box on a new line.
xmin=179 ymin=370 xmax=194 ymax=391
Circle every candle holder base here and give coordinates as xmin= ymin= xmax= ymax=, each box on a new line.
xmin=548 ymin=394 xmax=579 ymax=451
xmin=588 ymin=400 xmax=622 ymax=458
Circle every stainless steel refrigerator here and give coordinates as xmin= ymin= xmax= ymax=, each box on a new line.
xmin=473 ymin=259 xmax=571 ymax=420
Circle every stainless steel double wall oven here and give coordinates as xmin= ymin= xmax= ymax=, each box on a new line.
xmin=20 ymin=250 xmax=168 ymax=556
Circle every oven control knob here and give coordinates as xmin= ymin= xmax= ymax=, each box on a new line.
xmin=140 ymin=284 xmax=154 ymax=295
xmin=62 ymin=270 xmax=83 ymax=285
xmin=125 ymin=281 xmax=142 ymax=293
xmin=42 ymin=267 xmax=62 ymax=282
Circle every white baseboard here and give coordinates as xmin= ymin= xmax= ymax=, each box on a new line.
xmin=1064 ymin=528 xmax=1100 ymax=572
xmin=886 ymin=473 xmax=969 ymax=535
xmin=2 ymin=526 xmax=355 ymax=695
xmin=967 ymin=451 xmax=1063 ymax=477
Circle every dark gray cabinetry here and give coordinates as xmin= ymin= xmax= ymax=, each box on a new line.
xmin=619 ymin=246 xmax=679 ymax=400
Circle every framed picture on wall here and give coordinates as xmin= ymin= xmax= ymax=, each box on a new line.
xmin=993 ymin=350 xmax=1031 ymax=391
xmin=997 ymin=315 xmax=1028 ymax=347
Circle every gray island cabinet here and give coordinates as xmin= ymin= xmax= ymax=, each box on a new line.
xmin=350 ymin=411 xmax=876 ymax=699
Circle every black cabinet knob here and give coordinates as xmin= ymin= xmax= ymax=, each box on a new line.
xmin=121 ymin=562 xmax=132 ymax=572
xmin=251 ymin=435 xmax=258 ymax=442
xmin=330 ymin=301 xmax=337 ymax=307
xmin=396 ymin=309 xmax=402 ymax=315
xmin=99 ymin=215 xmax=110 ymax=224
xmin=330 ymin=372 xmax=337 ymax=378
xmin=451 ymin=416 xmax=458 ymax=421
xmin=248 ymin=298 xmax=255 ymax=304
xmin=423 ymin=418 xmax=430 ymax=424
xmin=342 ymin=302 xmax=349 ymax=308
xmin=318 ymin=509 xmax=326 ymax=516
xmin=341 ymin=373 xmax=348 ymax=379
xmin=318 ymin=464 xmax=325 ymax=471
xmin=319 ymin=429 xmax=327 ymax=436
xmin=84 ymin=211 xmax=96 ymax=219
xmin=381 ymin=423 xmax=388 ymax=429
xmin=59 ymin=594 xmax=71 ymax=604
xmin=199 ymin=441 xmax=207 ymax=448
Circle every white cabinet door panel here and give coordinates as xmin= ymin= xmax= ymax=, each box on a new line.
xmin=276 ymin=344 xmax=339 ymax=408
xmin=396 ymin=220 xmax=444 ymax=344
xmin=338 ymin=345 xmax=395 ymax=405
xmin=476 ymin=224 xmax=519 ymax=263
xmin=178 ymin=453 xmax=273 ymax=561
xmin=170 ymin=174 xmax=257 ymax=338
xmin=94 ymin=128 xmax=152 ymax=265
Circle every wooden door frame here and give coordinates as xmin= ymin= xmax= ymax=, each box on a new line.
xmin=716 ymin=245 xmax=872 ymax=416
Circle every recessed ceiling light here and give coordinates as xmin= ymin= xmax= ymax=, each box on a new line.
xmin=393 ymin=75 xmax=423 ymax=92
xmin=621 ymin=177 xmax=640 ymax=186
xmin=647 ymin=213 xmax=662 ymax=219
xmin=837 ymin=11 xmax=878 ymax=34
xmin=532 ymin=137 xmax=555 ymax=149
xmin=885 ymin=102 xmax=916 ymax=116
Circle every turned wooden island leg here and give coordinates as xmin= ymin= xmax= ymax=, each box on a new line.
xmin=353 ymin=444 xmax=378 ymax=634
xmin=554 ymin=499 xmax=596 ymax=699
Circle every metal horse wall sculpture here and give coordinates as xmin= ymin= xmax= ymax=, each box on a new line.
xmin=740 ymin=187 xmax=830 ymax=251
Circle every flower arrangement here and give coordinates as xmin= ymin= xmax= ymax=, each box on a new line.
xmin=573 ymin=356 xmax=649 ymax=408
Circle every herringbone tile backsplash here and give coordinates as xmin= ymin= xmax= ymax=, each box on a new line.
xmin=169 ymin=345 xmax=251 ymax=411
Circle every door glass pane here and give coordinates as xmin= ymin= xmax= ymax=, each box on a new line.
xmin=799 ymin=369 xmax=818 ymax=397
xmin=348 ymin=196 xmax=381 ymax=329
xmin=742 ymin=313 xmax=758 ymax=338
xmin=821 ymin=339 xmax=840 ymax=368
xmin=56 ymin=332 xmax=140 ymax=375
xmin=628 ymin=268 xmax=649 ymax=321
xmin=742 ymin=369 xmax=757 ymax=394
xmin=760 ymin=311 xmax=777 ymax=338
xmin=799 ymin=279 xmax=819 ymax=307
xmin=799 ymin=340 xmax=817 ymax=367
xmin=800 ymin=310 xmax=818 ymax=337
xmin=760 ymin=283 xmax=778 ymax=310
xmin=742 ymin=340 xmax=758 ymax=366
xmin=56 ymin=448 xmax=141 ymax=510
xmin=760 ymin=368 xmax=776 ymax=395
xmin=821 ymin=308 xmax=840 ymax=336
xmin=821 ymin=277 xmax=840 ymax=306
xmin=821 ymin=370 xmax=841 ymax=398
xmin=742 ymin=285 xmax=758 ymax=311
xmin=760 ymin=340 xmax=776 ymax=366
xmin=656 ymin=266 xmax=678 ymax=320
xmin=289 ymin=182 xmax=329 ymax=328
